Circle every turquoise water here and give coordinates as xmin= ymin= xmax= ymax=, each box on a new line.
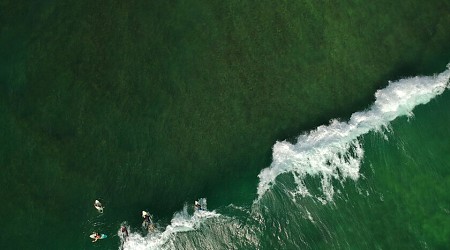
xmin=1 ymin=1 xmax=450 ymax=249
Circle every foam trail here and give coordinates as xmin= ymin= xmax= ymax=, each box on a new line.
xmin=257 ymin=64 xmax=450 ymax=200
xmin=122 ymin=205 xmax=220 ymax=250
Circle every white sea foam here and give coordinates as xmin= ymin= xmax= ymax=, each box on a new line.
xmin=257 ymin=64 xmax=450 ymax=201
xmin=121 ymin=205 xmax=220 ymax=250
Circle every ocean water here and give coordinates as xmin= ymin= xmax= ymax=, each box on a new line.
xmin=119 ymin=66 xmax=450 ymax=250
xmin=1 ymin=1 xmax=450 ymax=249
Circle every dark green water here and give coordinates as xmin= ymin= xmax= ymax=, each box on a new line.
xmin=1 ymin=0 xmax=450 ymax=249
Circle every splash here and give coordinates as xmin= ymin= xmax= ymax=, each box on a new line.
xmin=257 ymin=64 xmax=450 ymax=201
xmin=121 ymin=205 xmax=220 ymax=250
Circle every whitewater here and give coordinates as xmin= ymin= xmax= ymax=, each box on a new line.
xmin=258 ymin=63 xmax=450 ymax=201
xmin=122 ymin=64 xmax=450 ymax=250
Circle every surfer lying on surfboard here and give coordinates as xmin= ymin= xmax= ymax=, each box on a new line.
xmin=91 ymin=232 xmax=105 ymax=242
xmin=194 ymin=198 xmax=207 ymax=211
xmin=195 ymin=200 xmax=202 ymax=210
xmin=94 ymin=200 xmax=103 ymax=213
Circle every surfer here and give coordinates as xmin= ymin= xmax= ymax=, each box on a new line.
xmin=142 ymin=211 xmax=151 ymax=223
xmin=142 ymin=211 xmax=155 ymax=232
xmin=94 ymin=200 xmax=103 ymax=213
xmin=119 ymin=226 xmax=129 ymax=250
xmin=194 ymin=200 xmax=202 ymax=210
xmin=121 ymin=226 xmax=129 ymax=238
xmin=92 ymin=232 xmax=101 ymax=242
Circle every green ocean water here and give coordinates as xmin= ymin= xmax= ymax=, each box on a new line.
xmin=1 ymin=0 xmax=450 ymax=249
xmin=251 ymin=89 xmax=450 ymax=250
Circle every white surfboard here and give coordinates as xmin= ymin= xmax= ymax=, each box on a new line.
xmin=94 ymin=200 xmax=103 ymax=213
xmin=195 ymin=198 xmax=207 ymax=211
xmin=90 ymin=233 xmax=107 ymax=239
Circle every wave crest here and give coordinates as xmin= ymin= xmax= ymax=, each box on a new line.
xmin=257 ymin=65 xmax=450 ymax=200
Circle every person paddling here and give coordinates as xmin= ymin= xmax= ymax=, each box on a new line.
xmin=94 ymin=200 xmax=103 ymax=213
xmin=92 ymin=232 xmax=102 ymax=242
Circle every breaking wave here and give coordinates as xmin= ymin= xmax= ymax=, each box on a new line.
xmin=257 ymin=64 xmax=450 ymax=201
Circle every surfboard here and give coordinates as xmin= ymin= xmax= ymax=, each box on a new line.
xmin=94 ymin=200 xmax=103 ymax=213
xmin=90 ymin=233 xmax=107 ymax=239
xmin=195 ymin=198 xmax=207 ymax=211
